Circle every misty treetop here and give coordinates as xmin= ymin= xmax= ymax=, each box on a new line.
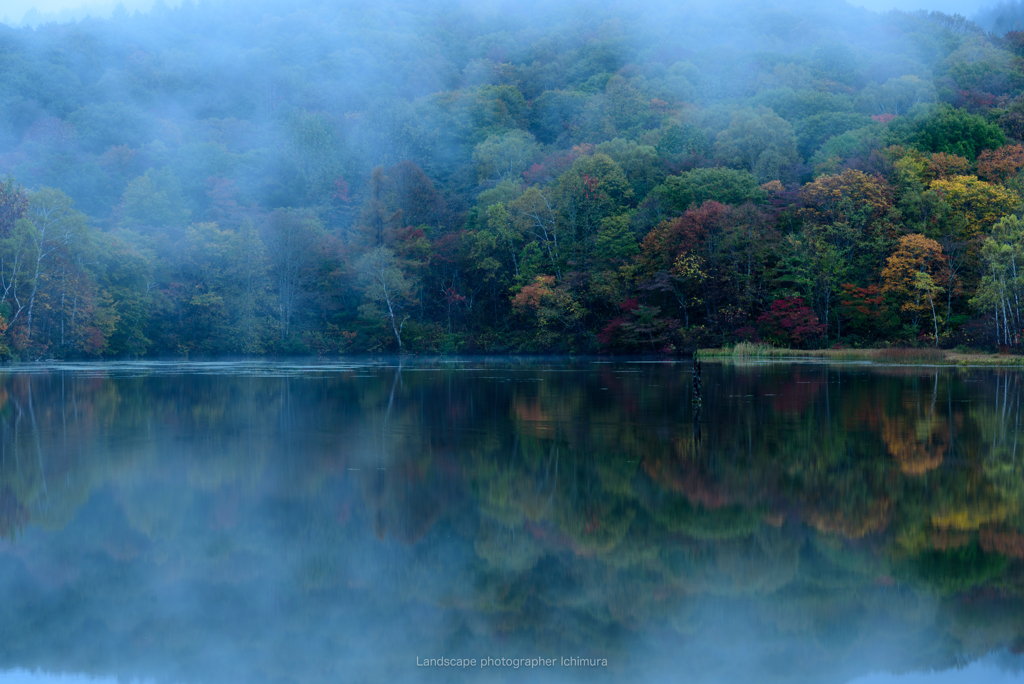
xmin=2 ymin=0 xmax=1024 ymax=357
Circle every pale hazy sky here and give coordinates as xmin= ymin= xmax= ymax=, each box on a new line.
xmin=853 ymin=0 xmax=991 ymax=12
xmin=0 ymin=0 xmax=1000 ymax=25
xmin=0 ymin=0 xmax=179 ymax=24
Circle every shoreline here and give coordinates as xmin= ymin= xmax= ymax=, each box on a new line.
xmin=697 ymin=344 xmax=1024 ymax=367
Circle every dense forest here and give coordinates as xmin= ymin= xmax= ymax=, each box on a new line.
xmin=5 ymin=0 xmax=1024 ymax=357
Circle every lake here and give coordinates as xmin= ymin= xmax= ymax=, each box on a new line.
xmin=0 ymin=358 xmax=1022 ymax=684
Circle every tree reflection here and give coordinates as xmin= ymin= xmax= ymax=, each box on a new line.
xmin=0 ymin=361 xmax=1020 ymax=682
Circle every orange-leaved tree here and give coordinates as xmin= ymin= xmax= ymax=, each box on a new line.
xmin=925 ymin=152 xmax=971 ymax=182
xmin=976 ymin=144 xmax=1024 ymax=184
xmin=880 ymin=234 xmax=951 ymax=345
xmin=511 ymin=275 xmax=584 ymax=350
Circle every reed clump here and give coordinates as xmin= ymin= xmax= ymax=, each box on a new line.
xmin=698 ymin=344 xmax=1024 ymax=366
xmin=730 ymin=342 xmax=777 ymax=357
xmin=874 ymin=347 xmax=948 ymax=363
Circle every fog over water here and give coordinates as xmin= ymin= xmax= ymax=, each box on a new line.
xmin=0 ymin=359 xmax=1018 ymax=683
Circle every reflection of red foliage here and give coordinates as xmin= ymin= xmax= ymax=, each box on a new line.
xmin=642 ymin=451 xmax=730 ymax=509
xmin=765 ymin=372 xmax=823 ymax=416
xmin=526 ymin=520 xmax=574 ymax=550
xmin=980 ymin=527 xmax=1024 ymax=558
xmin=336 ymin=502 xmax=351 ymax=526
xmin=845 ymin=402 xmax=882 ymax=432
xmin=871 ymin=114 xmax=896 ymax=124
xmin=806 ymin=498 xmax=891 ymax=539
xmin=597 ymin=369 xmax=639 ymax=416
xmin=929 ymin=528 xmax=970 ymax=550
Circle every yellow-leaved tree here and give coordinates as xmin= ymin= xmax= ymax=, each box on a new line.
xmin=925 ymin=175 xmax=1018 ymax=320
xmin=881 ymin=234 xmax=951 ymax=345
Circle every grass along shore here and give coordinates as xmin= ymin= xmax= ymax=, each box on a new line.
xmin=698 ymin=342 xmax=1024 ymax=366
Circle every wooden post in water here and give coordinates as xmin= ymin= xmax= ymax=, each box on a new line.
xmin=692 ymin=354 xmax=702 ymax=444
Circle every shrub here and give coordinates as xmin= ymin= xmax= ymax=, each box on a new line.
xmin=757 ymin=297 xmax=826 ymax=348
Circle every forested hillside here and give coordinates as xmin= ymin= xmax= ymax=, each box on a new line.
xmin=2 ymin=0 xmax=1024 ymax=358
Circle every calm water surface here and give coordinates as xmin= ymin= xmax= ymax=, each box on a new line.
xmin=0 ymin=358 xmax=1022 ymax=684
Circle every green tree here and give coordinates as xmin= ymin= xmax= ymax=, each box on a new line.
xmin=713 ymin=107 xmax=800 ymax=182
xmin=117 ymin=168 xmax=191 ymax=228
xmin=357 ymin=247 xmax=417 ymax=351
xmin=861 ymin=75 xmax=935 ymax=116
xmin=553 ymin=153 xmax=633 ymax=268
xmin=971 ymin=215 xmax=1024 ymax=346
xmin=22 ymin=188 xmax=89 ymax=345
xmin=651 ymin=168 xmax=766 ymax=214
xmin=229 ymin=218 xmax=275 ymax=354
xmin=472 ymin=131 xmax=539 ymax=183
xmin=887 ymin=104 xmax=1006 ymax=161
xmin=262 ymin=210 xmax=325 ymax=343
xmin=595 ymin=139 xmax=666 ymax=199
xmin=93 ymin=232 xmax=153 ymax=358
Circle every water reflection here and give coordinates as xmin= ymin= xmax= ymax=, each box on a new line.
xmin=0 ymin=359 xmax=1021 ymax=683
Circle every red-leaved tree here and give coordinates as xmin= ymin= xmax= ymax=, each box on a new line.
xmin=757 ymin=297 xmax=826 ymax=348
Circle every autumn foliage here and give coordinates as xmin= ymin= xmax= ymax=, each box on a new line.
xmin=757 ymin=297 xmax=826 ymax=348
xmin=0 ymin=2 xmax=1024 ymax=356
xmin=977 ymin=144 xmax=1024 ymax=183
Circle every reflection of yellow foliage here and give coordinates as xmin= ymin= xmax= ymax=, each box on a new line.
xmin=881 ymin=411 xmax=946 ymax=475
xmin=895 ymin=526 xmax=929 ymax=555
xmin=512 ymin=398 xmax=553 ymax=439
xmin=807 ymin=498 xmax=891 ymax=539
xmin=762 ymin=512 xmax=785 ymax=527
xmin=510 ymin=388 xmax=588 ymax=440
xmin=931 ymin=504 xmax=1009 ymax=531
